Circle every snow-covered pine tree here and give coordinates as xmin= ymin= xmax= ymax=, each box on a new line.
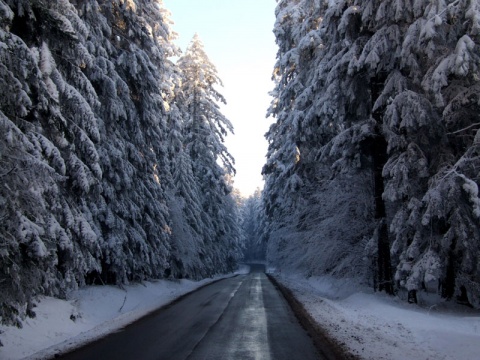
xmin=337 ymin=0 xmax=480 ymax=304
xmin=177 ymin=34 xmax=241 ymax=275
xmin=264 ymin=0 xmax=322 ymax=273
xmin=0 ymin=21 xmax=60 ymax=322
xmin=1 ymin=0 xmax=184 ymax=327
xmin=263 ymin=0 xmax=320 ymax=229
xmin=0 ymin=0 xmax=106 ymax=324
xmin=166 ymin=96 xmax=208 ymax=279
xmin=76 ymin=0 xmax=176 ymax=283
xmin=166 ymin=141 xmax=207 ymax=277
xmin=30 ymin=0 xmax=105 ymax=288
xmin=71 ymin=0 xmax=144 ymax=283
xmin=264 ymin=0 xmax=375 ymax=279
xmin=241 ymin=189 xmax=267 ymax=261
xmin=381 ymin=0 xmax=480 ymax=305
xmin=265 ymin=0 xmax=480 ymax=305
xmin=160 ymin=23 xmax=216 ymax=279
xmin=221 ymin=175 xmax=243 ymax=270
xmin=110 ymin=0 xmax=174 ymax=281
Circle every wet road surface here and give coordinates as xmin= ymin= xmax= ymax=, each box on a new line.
xmin=56 ymin=264 xmax=321 ymax=360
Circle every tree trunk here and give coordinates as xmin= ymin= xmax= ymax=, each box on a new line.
xmin=442 ymin=248 xmax=456 ymax=299
xmin=408 ymin=290 xmax=418 ymax=304
xmin=371 ymin=130 xmax=394 ymax=295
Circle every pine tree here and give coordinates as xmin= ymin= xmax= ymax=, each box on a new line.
xmin=166 ymin=97 xmax=208 ymax=279
xmin=0 ymin=0 xmax=104 ymax=324
xmin=264 ymin=0 xmax=376 ymax=280
xmin=0 ymin=0 xmax=181 ymax=325
xmin=76 ymin=0 xmax=177 ymax=282
xmin=383 ymin=0 xmax=480 ymax=305
xmin=177 ymin=34 xmax=241 ymax=275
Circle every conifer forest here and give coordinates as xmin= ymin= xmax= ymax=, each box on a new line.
xmin=1 ymin=0 xmax=480 ymax=333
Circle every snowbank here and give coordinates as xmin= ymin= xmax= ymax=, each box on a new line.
xmin=272 ymin=272 xmax=480 ymax=360
xmin=3 ymin=264 xmax=477 ymax=360
xmin=0 ymin=265 xmax=250 ymax=360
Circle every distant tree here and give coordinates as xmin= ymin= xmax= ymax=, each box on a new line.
xmin=177 ymin=34 xmax=241 ymax=274
xmin=241 ymin=189 xmax=267 ymax=261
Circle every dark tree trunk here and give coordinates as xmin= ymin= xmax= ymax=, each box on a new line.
xmin=408 ymin=290 xmax=418 ymax=304
xmin=371 ymin=130 xmax=394 ymax=295
xmin=442 ymin=249 xmax=456 ymax=299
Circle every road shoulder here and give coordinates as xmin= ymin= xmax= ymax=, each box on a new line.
xmin=267 ymin=274 xmax=359 ymax=360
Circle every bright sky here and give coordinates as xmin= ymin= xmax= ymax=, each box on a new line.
xmin=163 ymin=0 xmax=277 ymax=197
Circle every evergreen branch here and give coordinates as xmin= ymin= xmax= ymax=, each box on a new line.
xmin=0 ymin=166 xmax=16 ymax=178
xmin=428 ymin=0 xmax=461 ymax=22
xmin=446 ymin=122 xmax=480 ymax=135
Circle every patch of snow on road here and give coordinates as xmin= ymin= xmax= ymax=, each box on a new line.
xmin=273 ymin=272 xmax=480 ymax=360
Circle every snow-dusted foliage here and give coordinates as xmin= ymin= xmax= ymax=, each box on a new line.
xmin=264 ymin=0 xmax=480 ymax=306
xmin=0 ymin=0 xmax=243 ymax=329
xmin=264 ymin=0 xmax=378 ymax=281
xmin=165 ymin=101 xmax=206 ymax=279
xmin=240 ymin=189 xmax=267 ymax=261
xmin=176 ymin=35 xmax=242 ymax=275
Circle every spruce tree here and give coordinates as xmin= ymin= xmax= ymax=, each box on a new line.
xmin=177 ymin=34 xmax=241 ymax=275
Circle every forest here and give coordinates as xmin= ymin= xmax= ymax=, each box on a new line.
xmin=1 ymin=0 xmax=480 ymax=335
xmin=0 ymin=0 xmax=243 ymax=327
xmin=263 ymin=0 xmax=480 ymax=307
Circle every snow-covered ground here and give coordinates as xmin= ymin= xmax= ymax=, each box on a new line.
xmin=2 ymin=264 xmax=479 ymax=360
xmin=271 ymin=271 xmax=480 ymax=360
xmin=0 ymin=265 xmax=250 ymax=360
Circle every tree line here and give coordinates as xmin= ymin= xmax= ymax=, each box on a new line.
xmin=263 ymin=0 xmax=480 ymax=307
xmin=0 ymin=0 xmax=242 ymax=327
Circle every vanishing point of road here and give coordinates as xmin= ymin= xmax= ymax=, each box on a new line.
xmin=55 ymin=264 xmax=326 ymax=360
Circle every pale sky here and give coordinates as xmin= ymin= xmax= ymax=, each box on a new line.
xmin=163 ymin=0 xmax=277 ymax=197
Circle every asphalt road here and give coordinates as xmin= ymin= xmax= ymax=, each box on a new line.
xmin=55 ymin=264 xmax=322 ymax=360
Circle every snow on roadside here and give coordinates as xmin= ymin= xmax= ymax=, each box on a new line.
xmin=272 ymin=272 xmax=480 ymax=360
xmin=0 ymin=265 xmax=250 ymax=360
